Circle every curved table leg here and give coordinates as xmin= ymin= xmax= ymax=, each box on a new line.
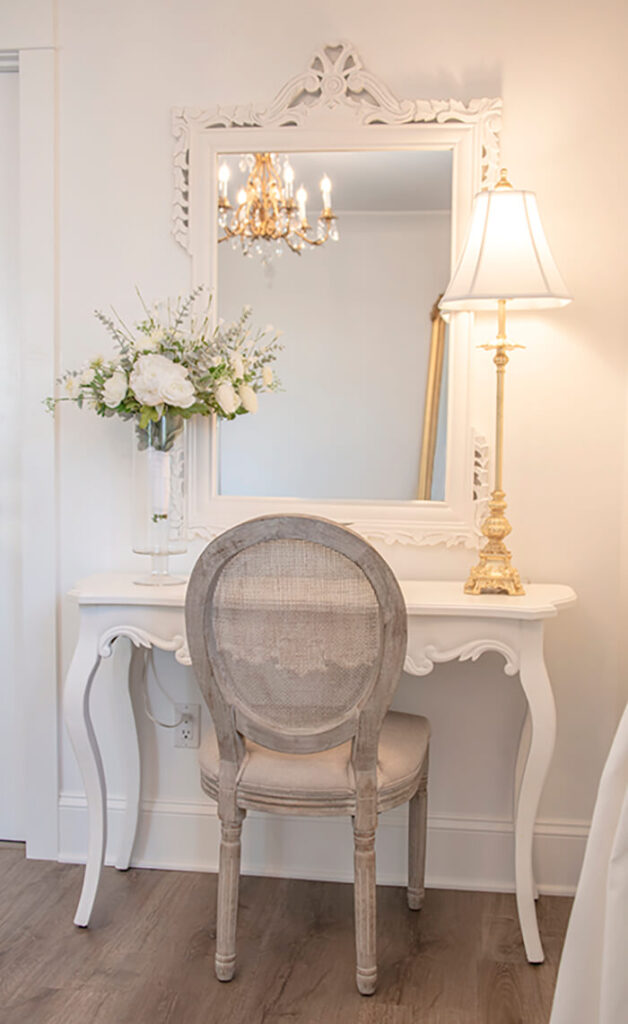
xmin=63 ymin=625 xmax=106 ymax=928
xmin=115 ymin=645 xmax=145 ymax=871
xmin=514 ymin=708 xmax=539 ymax=900
xmin=516 ymin=622 xmax=557 ymax=962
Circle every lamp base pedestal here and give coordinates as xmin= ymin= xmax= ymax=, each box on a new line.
xmin=465 ymin=489 xmax=525 ymax=596
xmin=464 ymin=559 xmax=524 ymax=596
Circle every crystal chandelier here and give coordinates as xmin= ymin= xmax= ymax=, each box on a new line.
xmin=217 ymin=153 xmax=339 ymax=258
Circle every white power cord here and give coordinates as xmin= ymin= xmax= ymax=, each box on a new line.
xmin=141 ymin=649 xmax=184 ymax=729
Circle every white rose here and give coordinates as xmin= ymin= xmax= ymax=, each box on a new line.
xmin=136 ymin=353 xmax=187 ymax=379
xmin=238 ymin=384 xmax=258 ymax=414
xmin=130 ymin=354 xmax=187 ymax=406
xmin=230 ymin=353 xmax=244 ymax=379
xmin=80 ymin=367 xmax=95 ymax=385
xmin=64 ymin=377 xmax=81 ymax=399
xmin=102 ymin=370 xmax=128 ymax=408
xmin=161 ymin=375 xmax=196 ymax=408
xmin=215 ymin=381 xmax=239 ymax=415
xmin=131 ymin=378 xmax=162 ymax=406
xmin=262 ymin=365 xmax=273 ymax=387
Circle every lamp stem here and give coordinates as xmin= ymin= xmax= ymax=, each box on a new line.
xmin=494 ymin=299 xmax=507 ymax=494
xmin=463 ymin=299 xmax=525 ymax=596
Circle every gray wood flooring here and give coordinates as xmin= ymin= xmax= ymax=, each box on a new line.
xmin=0 ymin=842 xmax=571 ymax=1024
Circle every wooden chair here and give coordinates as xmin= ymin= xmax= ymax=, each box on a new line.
xmin=185 ymin=514 xmax=430 ymax=995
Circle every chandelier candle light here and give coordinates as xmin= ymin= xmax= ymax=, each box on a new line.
xmin=440 ymin=169 xmax=572 ymax=595
xmin=218 ymin=153 xmax=339 ymax=258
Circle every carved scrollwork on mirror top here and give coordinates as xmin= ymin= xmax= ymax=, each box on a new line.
xmin=171 ymin=41 xmax=501 ymax=549
xmin=172 ymin=42 xmax=502 ymax=252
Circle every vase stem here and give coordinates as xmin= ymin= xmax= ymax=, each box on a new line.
xmin=134 ymin=554 xmax=186 ymax=587
xmin=151 ymin=554 xmax=170 ymax=577
xmin=131 ymin=412 xmax=187 ymax=586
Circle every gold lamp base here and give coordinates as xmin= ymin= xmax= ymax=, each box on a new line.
xmin=465 ymin=304 xmax=525 ymax=598
xmin=464 ymin=488 xmax=525 ymax=596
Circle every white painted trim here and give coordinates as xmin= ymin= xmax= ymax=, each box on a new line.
xmin=18 ymin=47 xmax=58 ymax=859
xmin=58 ymin=793 xmax=586 ymax=896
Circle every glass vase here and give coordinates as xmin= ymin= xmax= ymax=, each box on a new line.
xmin=132 ymin=412 xmax=187 ymax=585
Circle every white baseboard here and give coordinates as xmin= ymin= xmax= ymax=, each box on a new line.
xmin=57 ymin=793 xmax=587 ymax=896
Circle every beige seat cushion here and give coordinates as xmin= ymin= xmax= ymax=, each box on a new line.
xmin=200 ymin=711 xmax=430 ymax=815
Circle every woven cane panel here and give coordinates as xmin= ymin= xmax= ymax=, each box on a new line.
xmin=210 ymin=539 xmax=381 ymax=730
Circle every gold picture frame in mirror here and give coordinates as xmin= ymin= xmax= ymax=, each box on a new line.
xmin=417 ymin=297 xmax=447 ymax=501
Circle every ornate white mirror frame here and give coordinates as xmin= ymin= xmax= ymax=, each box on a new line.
xmin=172 ymin=41 xmax=501 ymax=547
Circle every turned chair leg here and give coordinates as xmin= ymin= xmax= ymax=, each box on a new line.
xmin=215 ymin=816 xmax=244 ymax=981
xmin=353 ymin=821 xmax=377 ymax=995
xmin=408 ymin=766 xmax=428 ymax=910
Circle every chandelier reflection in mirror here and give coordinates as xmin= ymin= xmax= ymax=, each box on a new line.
xmin=217 ymin=153 xmax=339 ymax=259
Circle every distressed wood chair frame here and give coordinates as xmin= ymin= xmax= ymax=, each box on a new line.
xmin=185 ymin=514 xmax=429 ymax=994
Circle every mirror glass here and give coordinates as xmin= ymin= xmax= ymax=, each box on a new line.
xmin=216 ymin=148 xmax=452 ymax=502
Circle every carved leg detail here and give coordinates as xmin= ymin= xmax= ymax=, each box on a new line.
xmin=516 ymin=624 xmax=557 ymax=963
xmin=353 ymin=824 xmax=377 ymax=995
xmin=63 ymin=629 xmax=106 ymax=928
xmin=514 ymin=709 xmax=539 ymax=900
xmin=408 ymin=765 xmax=428 ymax=910
xmin=215 ymin=819 xmax=243 ymax=982
xmin=116 ymin=645 xmax=145 ymax=871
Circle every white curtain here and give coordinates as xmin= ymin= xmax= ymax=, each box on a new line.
xmin=549 ymin=702 xmax=628 ymax=1024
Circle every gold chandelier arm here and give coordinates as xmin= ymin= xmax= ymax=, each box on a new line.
xmin=294 ymin=211 xmax=337 ymax=247
xmin=217 ymin=152 xmax=338 ymax=256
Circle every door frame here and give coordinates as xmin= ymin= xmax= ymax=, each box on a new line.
xmin=5 ymin=44 xmax=59 ymax=858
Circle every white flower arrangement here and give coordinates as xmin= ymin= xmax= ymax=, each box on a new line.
xmin=46 ymin=287 xmax=282 ymax=450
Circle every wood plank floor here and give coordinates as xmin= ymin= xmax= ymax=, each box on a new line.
xmin=0 ymin=842 xmax=571 ymax=1024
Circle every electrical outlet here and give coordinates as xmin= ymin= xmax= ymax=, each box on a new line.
xmin=174 ymin=703 xmax=200 ymax=748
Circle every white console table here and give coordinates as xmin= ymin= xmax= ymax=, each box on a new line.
xmin=64 ymin=573 xmax=575 ymax=962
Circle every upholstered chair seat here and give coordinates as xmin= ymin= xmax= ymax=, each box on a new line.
xmin=200 ymin=710 xmax=430 ymax=815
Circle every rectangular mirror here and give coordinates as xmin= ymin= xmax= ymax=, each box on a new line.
xmin=216 ymin=149 xmax=452 ymax=502
xmin=173 ymin=41 xmax=501 ymax=547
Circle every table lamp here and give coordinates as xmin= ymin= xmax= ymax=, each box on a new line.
xmin=440 ymin=169 xmax=572 ymax=595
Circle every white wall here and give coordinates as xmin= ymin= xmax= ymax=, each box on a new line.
xmin=6 ymin=0 xmax=628 ymax=891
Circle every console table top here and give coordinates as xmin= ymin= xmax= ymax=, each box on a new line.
xmin=70 ymin=573 xmax=576 ymax=621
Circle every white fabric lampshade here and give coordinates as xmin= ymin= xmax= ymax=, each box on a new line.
xmin=440 ymin=185 xmax=572 ymax=312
